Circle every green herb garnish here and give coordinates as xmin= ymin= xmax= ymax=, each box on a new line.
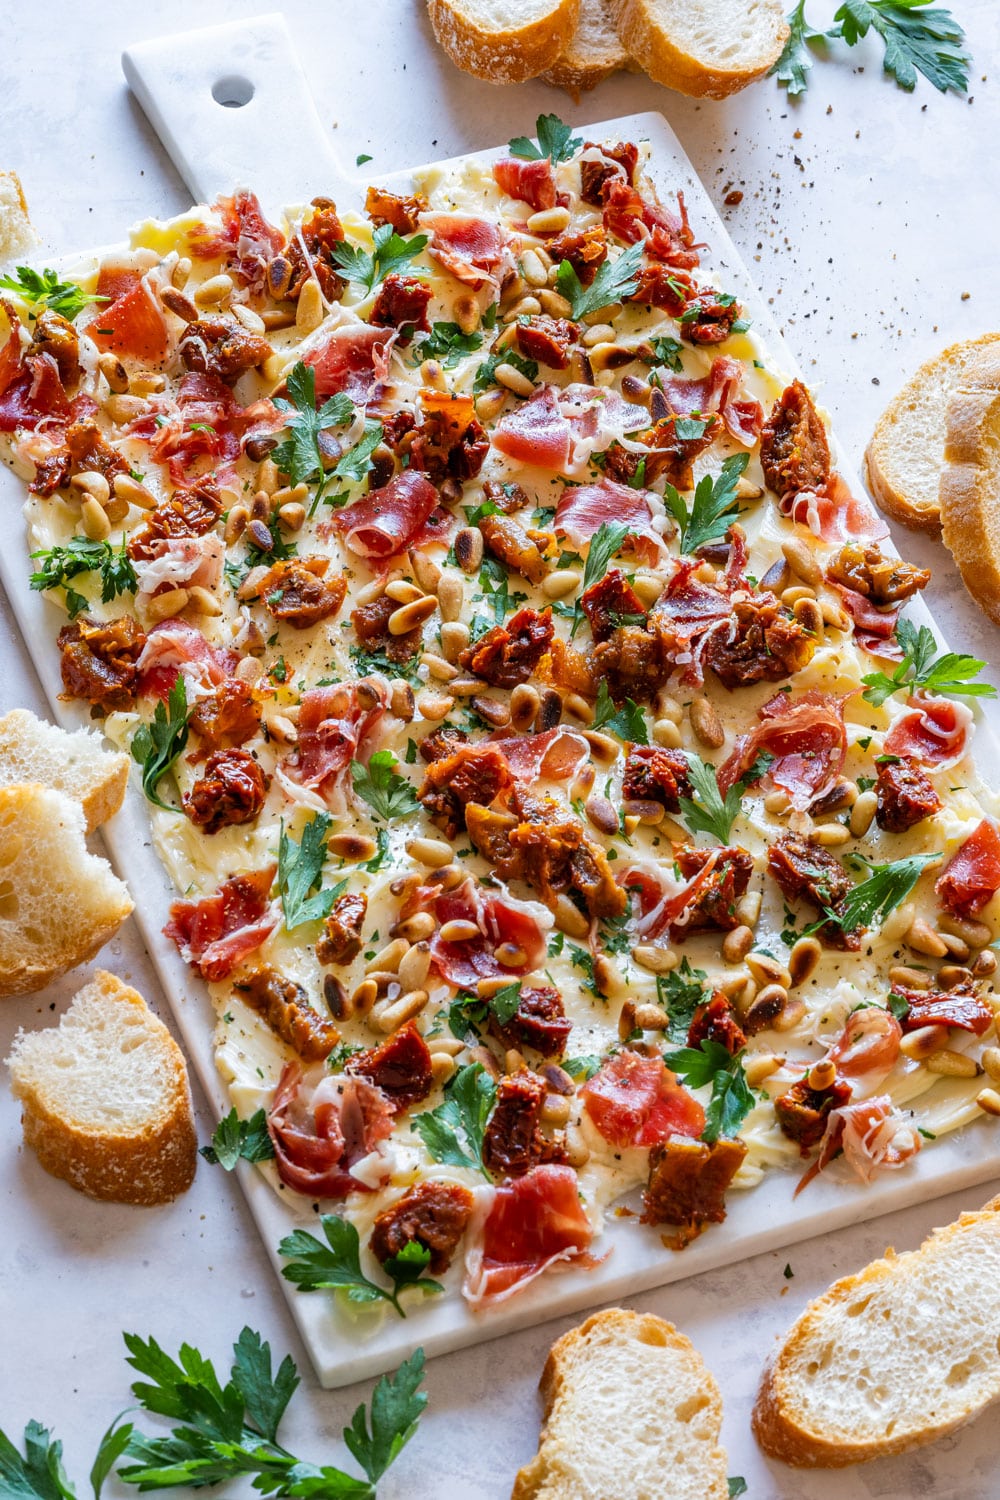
xmin=663 ymin=452 xmax=749 ymax=555
xmin=277 ymin=812 xmax=347 ymax=929
xmin=663 ymin=1040 xmax=755 ymax=1143
xmin=330 ymin=223 xmax=429 ymax=295
xmin=412 ymin=1063 xmax=496 ymax=1178
xmin=0 ymin=266 xmax=108 ymax=321
xmin=556 ymin=240 xmax=644 ymax=321
xmin=351 ymin=750 xmax=419 ymax=822
xmin=199 ymin=1107 xmax=275 ymax=1169
xmin=508 ymin=113 xmax=582 ymax=165
xmin=279 ymin=1215 xmax=442 ymax=1319
xmin=861 ymin=618 xmax=996 ymax=706
xmin=30 ymin=537 xmax=137 ymax=615
xmin=129 ymin=678 xmax=190 ymax=813
xmin=678 ymin=751 xmax=773 ymax=845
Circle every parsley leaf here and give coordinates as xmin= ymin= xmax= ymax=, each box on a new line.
xmin=861 ymin=618 xmax=995 ymax=706
xmin=272 ymin=361 xmax=356 ymax=516
xmin=656 ymin=957 xmax=710 ymax=1043
xmin=832 ymin=0 xmax=970 ymax=94
xmin=412 ymin=1063 xmax=496 ymax=1177
xmin=344 ymin=1349 xmax=428 ymax=1484
xmin=351 ymin=750 xmax=419 ymax=822
xmin=645 ymin=335 xmax=684 ymax=373
xmin=469 ymin=555 xmax=528 ymax=639
xmin=771 ymin=0 xmax=829 ymax=93
xmin=591 ymin=679 xmax=649 ymax=744
xmin=556 ymin=240 xmax=644 ymax=321
xmin=663 ymin=1040 xmax=755 ymax=1143
xmin=30 ymin=537 xmax=137 ymax=613
xmin=563 ymin=1054 xmax=603 ymax=1081
xmin=728 ymin=1479 xmax=749 ymax=1498
xmin=199 ymin=1107 xmax=275 ymax=1169
xmin=571 ymin=519 xmax=631 ymax=640
xmin=129 ymin=677 xmax=190 ymax=813
xmin=277 ymin=813 xmax=347 ymax=929
xmin=330 ymin=223 xmax=429 ymax=295
xmin=663 ymin=452 xmax=749 ymax=554
xmin=508 ymin=113 xmax=582 ymax=165
xmin=0 ymin=266 xmax=107 ymax=322
xmin=473 ymin=345 xmax=538 ymax=395
xmin=822 ymin=852 xmax=939 ymax=934
xmin=414 ymin=321 xmax=484 ymax=368
xmin=0 ymin=1420 xmax=75 ymax=1500
xmin=279 ymin=1216 xmax=442 ymax=1319
xmin=678 ymin=750 xmax=773 ymax=845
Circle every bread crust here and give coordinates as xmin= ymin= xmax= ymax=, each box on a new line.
xmin=609 ymin=0 xmax=788 ymax=98
xmin=427 ymin=0 xmax=581 ymax=84
xmin=753 ymin=1194 xmax=1000 ymax=1468
xmin=0 ymin=708 xmax=129 ymax=833
xmin=541 ymin=0 xmax=635 ymax=96
xmin=939 ymin=352 xmax=1000 ymax=624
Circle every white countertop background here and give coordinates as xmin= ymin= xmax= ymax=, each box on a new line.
xmin=2 ymin=2 xmax=1000 ymax=1495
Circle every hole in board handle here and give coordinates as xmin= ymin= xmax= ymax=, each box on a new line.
xmin=212 ymin=75 xmax=255 ymax=108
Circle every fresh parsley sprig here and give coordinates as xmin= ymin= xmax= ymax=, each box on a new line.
xmin=571 ymin=519 xmax=631 ymax=640
xmin=330 ymin=223 xmax=429 ymax=296
xmin=556 ymin=240 xmax=644 ymax=321
xmin=413 ymin=320 xmax=483 ymax=368
xmin=277 ymin=812 xmax=347 ymax=930
xmin=0 ymin=266 xmax=108 ymax=322
xmin=469 ymin=555 xmax=529 ymax=639
xmin=663 ymin=452 xmax=749 ymax=555
xmin=772 ymin=0 xmax=970 ymax=97
xmin=0 ymin=1420 xmax=75 ymax=1500
xmin=272 ymin=361 xmax=366 ymax=517
xmin=662 ymin=1040 xmax=755 ymax=1143
xmin=412 ymin=1062 xmax=496 ymax=1178
xmin=656 ymin=958 xmax=710 ymax=1044
xmin=508 ymin=113 xmax=582 ymax=165
xmin=200 ymin=1107 xmax=275 ymax=1169
xmin=821 ymin=852 xmax=939 ymax=934
xmin=30 ymin=537 xmax=137 ymax=618
xmin=861 ymin=618 xmax=996 ymax=707
xmin=678 ymin=751 xmax=773 ymax=845
xmin=351 ymin=750 xmax=419 ymax=822
xmin=591 ymin=679 xmax=648 ymax=745
xmin=473 ymin=345 xmax=538 ymax=395
xmin=279 ymin=1215 xmax=442 ymax=1319
xmin=130 ymin=678 xmax=190 ymax=814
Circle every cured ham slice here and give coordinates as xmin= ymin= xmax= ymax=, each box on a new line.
xmin=130 ymin=372 xmax=283 ymax=483
xmin=492 ymin=156 xmax=557 ymax=212
xmin=825 ymin=1007 xmax=901 ymax=1086
xmin=936 ymin=818 xmax=1000 ymax=918
xmin=653 ymin=356 xmax=762 ymax=447
xmin=163 ymin=864 xmax=277 ymax=981
xmin=188 ymin=189 xmax=284 ymax=293
xmin=491 ymin=383 xmax=648 ymax=476
xmin=330 ymin=471 xmax=438 ymax=559
xmin=0 ymin=351 xmax=72 ymax=432
xmin=884 ymin=692 xmax=973 ymax=770
xmin=305 ymin=324 xmax=397 ymax=404
xmin=136 ymin=618 xmax=238 ymax=700
xmin=429 ymin=877 xmax=550 ymax=988
xmin=489 ymin=727 xmax=589 ymax=783
xmin=266 ymin=1062 xmax=394 ymax=1198
xmin=718 ymin=690 xmax=847 ymax=811
xmin=899 ymin=987 xmax=993 ymax=1035
xmin=555 ymin=479 xmax=665 ymax=567
xmin=286 ymin=680 xmax=389 ymax=798
xmin=422 ymin=212 xmax=505 ymax=288
xmin=582 ymin=1051 xmax=705 ymax=1148
xmin=622 ymin=849 xmax=734 ymax=942
xmin=463 ymin=1164 xmax=597 ymax=1307
xmin=831 ymin=583 xmax=901 ymax=656
xmin=782 ymin=473 xmax=889 ymax=545
xmin=134 ymin=534 xmax=224 ymax=606
xmin=798 ymin=1096 xmax=921 ymax=1193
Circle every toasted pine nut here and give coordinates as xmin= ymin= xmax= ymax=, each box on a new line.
xmin=744 ymin=1053 xmax=784 ymax=1087
xmin=564 ymin=1123 xmax=591 ymax=1168
xmin=926 ymin=1048 xmax=980 ymax=1078
xmin=399 ymin=942 xmax=432 ymax=990
xmin=900 ymin=1025 xmax=949 ymax=1060
xmin=186 ymin=585 xmax=223 ymax=616
xmin=690 ymin=696 xmax=724 ymax=749
xmin=510 ymin=682 xmax=540 ymax=731
xmin=96 ymin=352 xmax=129 ymax=393
xmin=582 ymin=323 xmax=615 ymax=348
xmin=494 ymin=361 xmax=535 ymax=397
xmin=388 ymin=582 xmax=427 ymax=611
xmin=388 ymin=596 xmax=437 ymax=635
xmin=194 ymin=272 xmax=234 ymax=306
xmin=585 ymin=796 xmax=619 ymax=836
xmin=820 ymin=599 xmax=851 ymax=631
xmin=582 ymin=729 xmax=618 ymax=764
xmin=653 ymin=718 xmax=682 ymax=748
xmin=722 ymin=925 xmax=754 ymax=964
xmin=978 ymin=1044 xmax=1000 ymax=1083
xmin=231 ymin=301 xmax=267 ymax=334
xmin=630 ymin=1003 xmax=666 ymax=1031
xmin=295 ymin=278 xmax=324 ymax=332
xmin=235 ymin=655 xmax=265 ymax=685
xmin=394 ymin=911 xmax=436 ymax=943
xmin=527 ymin=205 xmax=571 ymax=233
xmin=170 ymin=255 xmax=192 ymax=288
xmin=554 ymin=893 xmax=590 ymax=940
xmin=416 ymin=691 xmax=453 ymax=721
xmin=563 ymin=692 xmax=593 ymax=725
xmin=808 ymin=1059 xmax=837 ymax=1090
xmin=881 ymin=901 xmax=916 ymax=944
xmin=773 ymin=994 xmax=806 ymax=1032
xmin=906 ymin=917 xmax=949 ymax=958
xmin=439 ymin=919 xmax=480 ymax=944
xmin=632 ymin=944 xmax=678 ymax=974
xmin=476 ymin=975 xmax=517 ymax=1000
xmin=473 ymin=694 xmax=511 ymax=729
xmin=328 ymin=832 xmax=376 ymax=862
xmin=496 ymin=942 xmax=526 ymax=969
xmin=940 ymin=914 xmax=993 ymax=948
xmin=631 ymin=573 xmax=663 ymax=607
xmin=737 ymin=890 xmax=763 ymax=927
xmin=407 ymin=836 xmax=453 ymax=868
xmin=747 ymin=952 xmax=792 ymax=990
xmin=351 ymin=978 xmax=378 ymax=1013
xmin=475 ymin=387 xmax=507 ymax=422
xmin=373 ymin=989 xmax=429 ymax=1033
xmin=431 ymin=1036 xmax=466 ymax=1057
xmin=367 ymin=938 xmax=409 ymax=974
xmin=850 ymin=790 xmax=878 ymax=838
xmin=410 ymin=549 xmax=441 ymax=594
xmin=977 ymin=1087 xmax=1000 ymax=1116
xmin=430 ymin=1053 xmax=457 ymax=1085
xmin=764 ymin=789 xmax=790 ymax=815
xmin=519 ymin=249 xmax=548 ymax=288
xmin=356 ymin=577 xmax=387 ymax=608
xmin=79 ymin=496 xmax=111 ymax=541
xmin=793 ymin=597 xmax=825 ymax=636
xmin=110 ymin=474 xmax=154 ymax=511
xmin=224 ymin=504 xmax=249 ymax=544
xmin=454 ymin=528 xmax=484 ymax=574
xmin=437 ymin=571 xmax=464 ymax=621
xmin=439 ymin=620 xmax=470 ymax=663
xmin=812 ymin=821 xmax=851 ymax=847
xmin=503 ymin=296 xmax=541 ymax=325
xmin=71 ymin=469 xmax=111 ymax=505
xmin=421 ymin=651 xmax=457 ymax=682
xmin=384 ymin=680 xmax=412 ymax=723
xmin=104 ymin=393 xmax=146 ymax=424
xmin=160 ymin=287 xmax=199 ymax=324
xmin=940 ymin=932 xmax=972 ymax=962
xmin=538 ymin=288 xmax=574 ymax=319
xmin=789 ymin=936 xmax=822 ymax=987
xmin=453 ymin=292 xmax=480 ymax=335
xmin=542 ymin=569 xmax=581 ymax=600
xmin=974 ymin=950 xmax=998 ymax=979
xmin=781 ymin=537 xmax=822 ymax=586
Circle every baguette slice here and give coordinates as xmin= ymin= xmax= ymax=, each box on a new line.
xmin=0 ymin=709 xmax=129 ymax=833
xmin=0 ymin=783 xmax=133 ymax=996
xmin=864 ymin=333 xmax=1000 ymax=534
xmin=753 ymin=1194 xmax=1000 ymax=1467
xmin=6 ymin=970 xmax=196 ymax=1204
xmin=427 ymin=0 xmax=581 ymax=85
xmin=541 ymin=0 xmax=635 ymax=96
xmin=608 ymin=0 xmax=788 ymax=98
xmin=512 ymin=1309 xmax=729 ymax=1500
xmin=939 ymin=348 xmax=1000 ymax=624
xmin=0 ymin=169 xmax=37 ymax=262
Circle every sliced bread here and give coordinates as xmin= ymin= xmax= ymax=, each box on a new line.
xmin=864 ymin=332 xmax=1000 ymax=534
xmin=541 ymin=0 xmax=635 ymax=96
xmin=427 ymin=0 xmax=581 ymax=85
xmin=0 ymin=170 xmax=37 ymax=262
xmin=0 ymin=783 xmax=133 ymax=996
xmin=938 ymin=348 xmax=1000 ymax=624
xmin=512 ymin=1308 xmax=729 ymax=1500
xmin=753 ymin=1194 xmax=1000 ymax=1467
xmin=608 ymin=0 xmax=789 ymax=98
xmin=0 ymin=709 xmax=129 ymax=833
xmin=6 ymin=970 xmax=196 ymax=1204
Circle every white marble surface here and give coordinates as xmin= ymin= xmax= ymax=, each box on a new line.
xmin=2 ymin=2 xmax=1000 ymax=1495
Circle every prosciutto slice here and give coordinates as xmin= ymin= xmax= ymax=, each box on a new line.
xmin=136 ymin=618 xmax=238 ymax=700
xmin=188 ymin=189 xmax=284 ymax=293
xmin=88 ymin=274 xmax=170 ymax=364
xmin=266 ymin=1063 xmax=394 ymax=1198
xmin=130 ymin=372 xmax=283 ymax=484
xmin=0 ymin=350 xmax=72 ymax=433
xmin=305 ymin=324 xmax=397 ymax=404
xmin=622 ymin=850 xmax=728 ymax=942
xmin=134 ymin=535 xmax=224 ymax=606
xmin=330 ymin=471 xmax=438 ymax=559
xmin=463 ymin=1165 xmax=597 ymax=1307
xmin=654 ymin=356 xmax=762 ymax=447
xmin=797 ymin=1096 xmax=921 ymax=1194
xmin=492 ymin=156 xmax=557 ymax=212
xmin=936 ymin=818 xmax=1000 ymax=918
xmin=489 ymin=727 xmax=589 ymax=783
xmin=555 ymin=478 xmax=665 ymax=567
xmin=831 ymin=583 xmax=902 ymax=657
xmin=286 ymin=680 xmax=389 ymax=798
xmin=717 ymin=690 xmax=848 ymax=811
xmin=429 ymin=877 xmax=550 ymax=988
xmin=582 ymin=1052 xmax=705 ymax=1148
xmin=884 ymin=691 xmax=973 ymax=769
xmin=163 ymin=865 xmax=277 ymax=981
xmin=824 ymin=1007 xmax=902 ymax=1087
xmin=422 ymin=212 xmax=506 ymax=288
xmin=491 ymin=383 xmax=648 ymax=476
xmin=782 ymin=473 xmax=889 ymax=545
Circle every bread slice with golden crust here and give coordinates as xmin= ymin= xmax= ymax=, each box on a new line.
xmin=753 ymin=1194 xmax=1000 ymax=1467
xmin=0 ymin=170 xmax=37 ymax=262
xmin=427 ymin=0 xmax=581 ymax=85
xmin=512 ymin=1308 xmax=729 ymax=1500
xmin=541 ymin=0 xmax=635 ymax=97
xmin=864 ymin=333 xmax=1000 ymax=534
xmin=0 ymin=709 xmax=129 ymax=833
xmin=608 ymin=0 xmax=788 ymax=98
xmin=0 ymin=783 xmax=133 ymax=996
xmin=939 ymin=348 xmax=1000 ymax=623
xmin=6 ymin=970 xmax=196 ymax=1205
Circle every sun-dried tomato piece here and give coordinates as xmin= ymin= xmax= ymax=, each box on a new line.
xmin=687 ymin=994 xmax=747 ymax=1055
xmin=364 ymin=186 xmax=428 ymax=235
xmin=875 ymin=756 xmax=942 ymax=834
xmin=418 ymin=744 xmax=513 ymax=839
xmin=760 ymin=380 xmax=831 ymax=500
xmin=348 ymin=1023 xmax=433 ymax=1112
xmin=179 ymin=314 xmax=271 ymax=383
xmin=57 ymin=615 xmax=146 ymax=710
xmin=679 ymin=288 xmax=740 ymax=345
xmin=408 ymin=391 xmax=488 ymax=482
xmin=589 ymin=624 xmax=665 ymax=704
xmin=458 ymin=606 xmax=554 ymax=688
xmin=258 ymin=557 xmax=347 ymax=629
xmin=479 ymin=512 xmax=549 ymax=585
xmin=545 ymin=225 xmax=608 ymax=286
xmin=490 ymin=986 xmax=572 ymax=1059
xmin=234 ymin=965 xmax=339 ymax=1061
xmin=580 ymin=141 xmax=639 ymax=205
xmin=183 ymin=748 xmax=268 ymax=834
xmin=767 ymin=832 xmax=861 ymax=951
xmin=642 ymin=1136 xmax=747 ymax=1234
xmin=515 ymin=315 xmax=578 ymax=370
xmin=581 ymin=567 xmax=648 ymax=644
xmin=826 ymin=542 xmax=930 ymax=605
xmin=370 ymin=273 xmax=432 ymax=340
xmin=623 ymin=745 xmax=692 ymax=811
xmin=127 ymin=478 xmax=223 ymax=560
xmin=369 ymin=1180 xmax=474 ymax=1274
xmin=774 ymin=1074 xmax=853 ymax=1155
xmin=30 ymin=310 xmax=80 ymax=388
xmin=315 ymin=892 xmax=368 ymax=967
xmin=673 ymin=846 xmax=753 ymax=936
xmin=703 ymin=594 xmax=815 ymax=690
xmin=482 ymin=1070 xmax=567 ymax=1179
xmin=267 ymin=198 xmax=345 ymax=302
xmin=187 ymin=679 xmax=261 ymax=751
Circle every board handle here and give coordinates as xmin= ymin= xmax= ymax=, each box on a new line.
xmin=122 ymin=13 xmax=351 ymax=210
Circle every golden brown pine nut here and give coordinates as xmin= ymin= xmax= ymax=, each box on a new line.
xmin=690 ymin=696 xmax=724 ymax=749
xmin=722 ymin=925 xmax=754 ymax=964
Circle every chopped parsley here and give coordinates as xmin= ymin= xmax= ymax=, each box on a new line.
xmin=30 ymin=537 xmax=137 ymax=616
